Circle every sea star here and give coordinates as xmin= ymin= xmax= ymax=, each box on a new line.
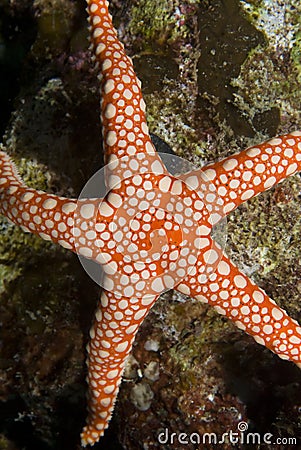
xmin=0 ymin=0 xmax=301 ymax=447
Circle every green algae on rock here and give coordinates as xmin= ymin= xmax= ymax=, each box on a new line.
xmin=128 ymin=0 xmax=179 ymax=49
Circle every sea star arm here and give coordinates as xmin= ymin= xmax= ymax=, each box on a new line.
xmin=182 ymin=131 xmax=301 ymax=217
xmin=81 ymin=287 xmax=159 ymax=447
xmin=0 ymin=150 xmax=117 ymax=258
xmin=176 ymin=237 xmax=301 ymax=366
xmin=0 ymin=150 xmax=80 ymax=251
xmin=87 ymin=0 xmax=156 ymax=160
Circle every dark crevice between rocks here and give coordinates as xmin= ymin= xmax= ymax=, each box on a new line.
xmin=0 ymin=2 xmax=37 ymax=139
xmin=196 ymin=0 xmax=271 ymax=137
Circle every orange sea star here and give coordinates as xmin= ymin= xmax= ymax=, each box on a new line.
xmin=0 ymin=0 xmax=301 ymax=447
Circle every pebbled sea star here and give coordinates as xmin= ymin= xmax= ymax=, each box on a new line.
xmin=0 ymin=0 xmax=301 ymax=447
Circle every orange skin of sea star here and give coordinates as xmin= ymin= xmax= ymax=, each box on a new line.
xmin=0 ymin=0 xmax=301 ymax=447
